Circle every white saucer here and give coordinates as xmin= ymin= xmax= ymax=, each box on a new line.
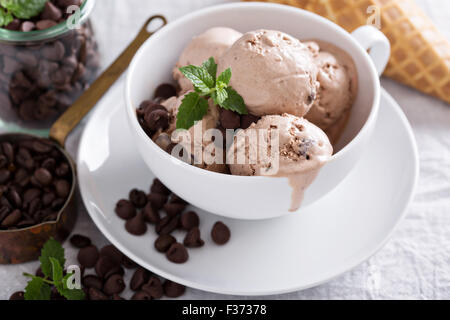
xmin=77 ymin=82 xmax=419 ymax=296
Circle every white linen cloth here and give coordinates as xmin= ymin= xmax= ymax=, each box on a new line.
xmin=0 ymin=0 xmax=449 ymax=300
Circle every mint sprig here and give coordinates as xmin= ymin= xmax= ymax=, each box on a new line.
xmin=22 ymin=238 xmax=85 ymax=301
xmin=0 ymin=0 xmax=48 ymax=26
xmin=176 ymin=57 xmax=247 ymax=130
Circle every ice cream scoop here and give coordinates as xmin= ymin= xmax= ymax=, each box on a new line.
xmin=218 ymin=30 xmax=319 ymax=117
xmin=160 ymin=93 xmax=228 ymax=174
xmin=305 ymin=41 xmax=358 ymax=144
xmin=227 ymin=113 xmax=332 ymax=210
xmin=173 ymin=27 xmax=243 ymax=93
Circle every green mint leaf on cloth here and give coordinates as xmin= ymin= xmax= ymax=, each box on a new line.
xmin=220 ymin=87 xmax=248 ymax=115
xmin=176 ymin=92 xmax=209 ymax=130
xmin=39 ymin=237 xmax=65 ymax=279
xmin=0 ymin=0 xmax=48 ymax=19
xmin=217 ymin=68 xmax=232 ymax=86
xmin=0 ymin=7 xmax=13 ymax=26
xmin=24 ymin=277 xmax=51 ymax=300
xmin=179 ymin=65 xmax=215 ymax=94
xmin=202 ymin=57 xmax=217 ymax=80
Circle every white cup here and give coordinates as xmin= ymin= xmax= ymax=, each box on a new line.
xmin=125 ymin=2 xmax=390 ymax=220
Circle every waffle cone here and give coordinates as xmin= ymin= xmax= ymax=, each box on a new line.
xmin=242 ymin=0 xmax=450 ymax=104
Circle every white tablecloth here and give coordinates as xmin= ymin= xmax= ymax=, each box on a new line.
xmin=1 ymin=0 xmax=449 ymax=300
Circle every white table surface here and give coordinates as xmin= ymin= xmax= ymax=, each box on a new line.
xmin=1 ymin=0 xmax=449 ymax=300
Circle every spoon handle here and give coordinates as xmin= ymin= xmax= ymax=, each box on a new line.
xmin=49 ymin=15 xmax=167 ymax=147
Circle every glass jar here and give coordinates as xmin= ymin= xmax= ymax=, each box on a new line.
xmin=0 ymin=0 xmax=99 ymax=136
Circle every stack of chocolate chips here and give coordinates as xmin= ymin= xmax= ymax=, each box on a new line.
xmin=0 ymin=138 xmax=72 ymax=230
xmin=0 ymin=0 xmax=100 ymax=124
xmin=115 ymin=179 xmax=231 ymax=264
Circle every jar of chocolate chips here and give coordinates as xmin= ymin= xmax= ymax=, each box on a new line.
xmin=0 ymin=0 xmax=99 ymax=134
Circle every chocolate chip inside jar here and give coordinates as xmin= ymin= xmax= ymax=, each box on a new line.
xmin=0 ymin=0 xmax=100 ymax=128
xmin=0 ymin=137 xmax=73 ymax=230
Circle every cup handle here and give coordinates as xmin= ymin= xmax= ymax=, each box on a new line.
xmin=351 ymin=25 xmax=390 ymax=76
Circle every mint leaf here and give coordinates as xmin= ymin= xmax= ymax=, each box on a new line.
xmin=0 ymin=0 xmax=48 ymax=19
xmin=59 ymin=287 xmax=85 ymax=300
xmin=176 ymin=92 xmax=209 ymax=130
xmin=202 ymin=57 xmax=217 ymax=80
xmin=212 ymin=88 xmax=228 ymax=106
xmin=220 ymin=87 xmax=248 ymax=115
xmin=24 ymin=277 xmax=51 ymax=300
xmin=217 ymin=68 xmax=232 ymax=86
xmin=0 ymin=7 xmax=13 ymax=27
xmin=179 ymin=65 xmax=215 ymax=94
xmin=39 ymin=238 xmax=65 ymax=279
xmin=50 ymin=257 xmax=63 ymax=284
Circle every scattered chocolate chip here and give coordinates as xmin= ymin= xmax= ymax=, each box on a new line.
xmin=144 ymin=109 xmax=169 ymax=132
xmin=77 ymin=245 xmax=99 ymax=268
xmin=125 ymin=213 xmax=147 ymax=236
xmin=129 ymin=189 xmax=147 ymax=208
xmin=103 ymin=274 xmax=125 ymax=295
xmin=180 ymin=211 xmax=199 ymax=230
xmin=9 ymin=291 xmax=25 ymax=300
xmin=156 ymin=215 xmax=179 ymax=236
xmin=163 ymin=280 xmax=186 ymax=298
xmin=82 ymin=275 xmax=103 ymax=290
xmin=154 ymin=234 xmax=176 ymax=253
xmin=70 ymin=234 xmax=91 ymax=248
xmin=130 ymin=267 xmax=150 ymax=291
xmin=131 ymin=290 xmax=152 ymax=300
xmin=95 ymin=256 xmax=118 ymax=279
xmin=143 ymin=202 xmax=160 ymax=224
xmin=115 ymin=199 xmax=136 ymax=220
xmin=184 ymin=227 xmax=205 ymax=248
xmin=211 ymin=221 xmax=231 ymax=245
xmin=154 ymin=83 xmax=177 ymax=100
xmin=142 ymin=276 xmax=163 ymax=299
xmin=148 ymin=193 xmax=168 ymax=210
xmin=150 ymin=179 xmax=171 ymax=195
xmin=163 ymin=203 xmax=186 ymax=217
xmin=121 ymin=255 xmax=138 ymax=269
xmin=170 ymin=194 xmax=188 ymax=205
xmin=88 ymin=287 xmax=109 ymax=301
xmin=99 ymin=245 xmax=124 ymax=265
xmin=166 ymin=242 xmax=189 ymax=264
xmin=103 ymin=265 xmax=125 ymax=280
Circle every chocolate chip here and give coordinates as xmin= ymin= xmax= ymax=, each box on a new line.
xmin=166 ymin=243 xmax=189 ymax=264
xmin=129 ymin=189 xmax=147 ymax=208
xmin=170 ymin=194 xmax=188 ymax=205
xmin=130 ymin=267 xmax=150 ymax=291
xmin=9 ymin=291 xmax=25 ymax=300
xmin=211 ymin=221 xmax=231 ymax=245
xmin=154 ymin=83 xmax=177 ymax=100
xmin=180 ymin=211 xmax=199 ymax=230
xmin=36 ymin=20 xmax=58 ymax=31
xmin=131 ymin=291 xmax=152 ymax=300
xmin=143 ymin=203 xmax=160 ymax=224
xmin=115 ymin=199 xmax=136 ymax=220
xmin=184 ymin=227 xmax=205 ymax=248
xmin=144 ymin=109 xmax=169 ymax=132
xmin=142 ymin=276 xmax=163 ymax=299
xmin=82 ymin=275 xmax=103 ymax=290
xmin=88 ymin=288 xmax=108 ymax=301
xmin=220 ymin=109 xmax=241 ymax=129
xmin=125 ymin=213 xmax=147 ymax=236
xmin=241 ymin=114 xmax=260 ymax=129
xmin=103 ymin=274 xmax=125 ymax=296
xmin=70 ymin=234 xmax=91 ymax=248
xmin=121 ymin=255 xmax=138 ymax=269
xmin=1 ymin=210 xmax=22 ymax=228
xmin=99 ymin=245 xmax=124 ymax=265
xmin=77 ymin=245 xmax=99 ymax=268
xmin=148 ymin=193 xmax=168 ymax=210
xmin=163 ymin=203 xmax=186 ymax=217
xmin=138 ymin=101 xmax=167 ymax=117
xmin=163 ymin=280 xmax=186 ymax=298
xmin=103 ymin=265 xmax=125 ymax=280
xmin=154 ymin=234 xmax=176 ymax=253
xmin=156 ymin=215 xmax=179 ymax=235
xmin=95 ymin=256 xmax=118 ymax=279
xmin=41 ymin=2 xmax=63 ymax=21
xmin=150 ymin=179 xmax=171 ymax=195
